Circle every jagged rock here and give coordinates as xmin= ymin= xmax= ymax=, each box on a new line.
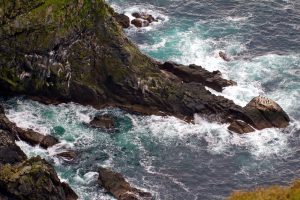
xmin=228 ymin=120 xmax=255 ymax=134
xmin=0 ymin=0 xmax=289 ymax=133
xmin=242 ymin=96 xmax=290 ymax=130
xmin=89 ymin=114 xmax=115 ymax=129
xmin=0 ymin=106 xmax=59 ymax=148
xmin=159 ymin=61 xmax=236 ymax=92
xmin=115 ymin=13 xmax=130 ymax=28
xmin=0 ymin=130 xmax=27 ymax=165
xmin=0 ymin=156 xmax=78 ymax=200
xmin=0 ymin=105 xmax=77 ymax=199
xmin=55 ymin=151 xmax=77 ymax=161
xmin=98 ymin=167 xmax=152 ymax=200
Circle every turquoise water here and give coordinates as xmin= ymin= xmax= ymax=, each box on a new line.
xmin=2 ymin=0 xmax=300 ymax=199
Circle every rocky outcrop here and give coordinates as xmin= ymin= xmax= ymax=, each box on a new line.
xmin=0 ymin=0 xmax=290 ymax=133
xmin=98 ymin=167 xmax=152 ymax=200
xmin=0 ymin=104 xmax=78 ymax=199
xmin=0 ymin=156 xmax=78 ymax=200
xmin=159 ymin=61 xmax=236 ymax=92
xmin=0 ymin=107 xmax=59 ymax=148
xmin=0 ymin=130 xmax=26 ymax=165
xmin=89 ymin=114 xmax=115 ymax=129
xmin=228 ymin=96 xmax=290 ymax=133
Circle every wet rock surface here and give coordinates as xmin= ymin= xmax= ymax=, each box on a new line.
xmin=159 ymin=61 xmax=237 ymax=92
xmin=0 ymin=108 xmax=59 ymax=149
xmin=89 ymin=114 xmax=115 ymax=129
xmin=0 ymin=0 xmax=289 ymax=135
xmin=98 ymin=167 xmax=152 ymax=200
xmin=228 ymin=120 xmax=255 ymax=134
xmin=0 ymin=104 xmax=78 ymax=199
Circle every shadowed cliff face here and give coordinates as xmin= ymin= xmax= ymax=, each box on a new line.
xmin=0 ymin=0 xmax=289 ymax=132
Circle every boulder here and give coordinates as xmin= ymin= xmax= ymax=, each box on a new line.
xmin=131 ymin=18 xmax=144 ymax=27
xmin=242 ymin=96 xmax=290 ymax=130
xmin=98 ymin=167 xmax=152 ymax=200
xmin=0 ymin=156 xmax=78 ymax=200
xmin=228 ymin=120 xmax=255 ymax=134
xmin=115 ymin=14 xmax=130 ymax=28
xmin=132 ymin=12 xmax=142 ymax=18
xmin=132 ymin=12 xmax=157 ymax=23
xmin=89 ymin=114 xmax=115 ymax=130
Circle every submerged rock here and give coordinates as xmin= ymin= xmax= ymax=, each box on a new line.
xmin=0 ymin=156 xmax=78 ymax=200
xmin=89 ymin=114 xmax=115 ymax=130
xmin=98 ymin=167 xmax=152 ymax=200
xmin=55 ymin=150 xmax=77 ymax=161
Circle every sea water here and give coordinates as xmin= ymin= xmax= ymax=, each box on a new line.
xmin=2 ymin=0 xmax=300 ymax=199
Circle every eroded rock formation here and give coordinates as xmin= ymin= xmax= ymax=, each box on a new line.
xmin=0 ymin=1 xmax=289 ymax=133
xmin=0 ymin=104 xmax=77 ymax=199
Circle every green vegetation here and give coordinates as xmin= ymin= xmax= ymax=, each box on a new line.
xmin=228 ymin=180 xmax=300 ymax=200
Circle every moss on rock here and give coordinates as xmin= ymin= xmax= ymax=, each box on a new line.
xmin=228 ymin=181 xmax=300 ymax=200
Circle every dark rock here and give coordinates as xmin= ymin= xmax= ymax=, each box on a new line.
xmin=98 ymin=167 xmax=152 ymax=200
xmin=132 ymin=12 xmax=142 ymax=18
xmin=144 ymin=15 xmax=157 ymax=23
xmin=40 ymin=135 xmax=59 ymax=149
xmin=0 ymin=156 xmax=78 ymax=200
xmin=0 ymin=130 xmax=27 ymax=165
xmin=228 ymin=120 xmax=255 ymax=134
xmin=132 ymin=12 xmax=157 ymax=23
xmin=115 ymin=14 xmax=130 ymax=28
xmin=0 ymin=109 xmax=59 ymax=148
xmin=159 ymin=61 xmax=236 ymax=92
xmin=131 ymin=18 xmax=144 ymax=27
xmin=89 ymin=114 xmax=115 ymax=129
xmin=55 ymin=151 xmax=77 ymax=161
xmin=0 ymin=0 xmax=289 ymax=134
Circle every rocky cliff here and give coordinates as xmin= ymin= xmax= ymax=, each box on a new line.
xmin=0 ymin=1 xmax=289 ymax=130
xmin=0 ymin=105 xmax=78 ymax=200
